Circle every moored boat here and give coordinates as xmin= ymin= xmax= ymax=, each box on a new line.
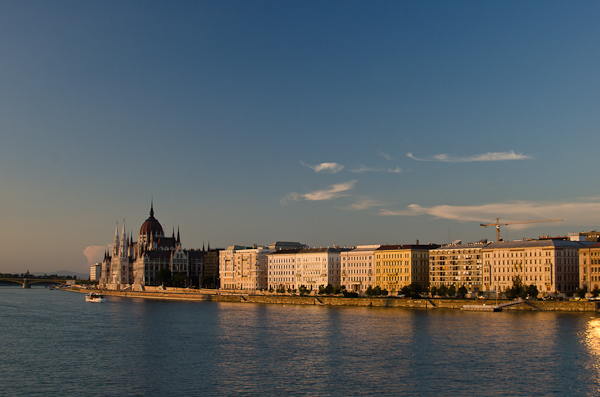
xmin=85 ymin=292 xmax=106 ymax=302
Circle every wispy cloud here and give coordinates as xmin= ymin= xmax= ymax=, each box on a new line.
xmin=378 ymin=198 xmax=600 ymax=226
xmin=350 ymin=165 xmax=402 ymax=173
xmin=407 ymin=150 xmax=532 ymax=162
xmin=379 ymin=151 xmax=394 ymax=161
xmin=301 ymin=161 xmax=344 ymax=173
xmin=282 ymin=181 xmax=357 ymax=205
xmin=338 ymin=197 xmax=383 ymax=211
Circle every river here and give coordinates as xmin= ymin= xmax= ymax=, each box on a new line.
xmin=1 ymin=286 xmax=599 ymax=396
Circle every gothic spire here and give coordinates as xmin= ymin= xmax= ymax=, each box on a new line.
xmin=177 ymin=226 xmax=180 ymax=244
xmin=150 ymin=197 xmax=154 ymax=217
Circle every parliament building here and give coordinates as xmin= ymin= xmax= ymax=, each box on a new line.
xmin=98 ymin=202 xmax=207 ymax=290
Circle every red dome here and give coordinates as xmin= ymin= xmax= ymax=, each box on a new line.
xmin=139 ymin=202 xmax=164 ymax=237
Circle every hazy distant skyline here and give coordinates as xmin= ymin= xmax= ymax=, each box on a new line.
xmin=1 ymin=1 xmax=599 ymax=274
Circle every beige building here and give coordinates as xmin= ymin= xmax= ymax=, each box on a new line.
xmin=374 ymin=244 xmax=439 ymax=293
xmin=219 ymin=245 xmax=272 ymax=290
xmin=221 ymin=242 xmax=306 ymax=291
xmin=429 ymin=241 xmax=489 ymax=292
xmin=340 ymin=245 xmax=380 ymax=292
xmin=482 ymin=239 xmax=589 ymax=294
xmin=578 ymin=242 xmax=600 ymax=291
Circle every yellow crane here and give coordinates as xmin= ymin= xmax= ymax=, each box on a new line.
xmin=480 ymin=217 xmax=564 ymax=242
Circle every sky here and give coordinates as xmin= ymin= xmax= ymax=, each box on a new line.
xmin=1 ymin=1 xmax=599 ymax=275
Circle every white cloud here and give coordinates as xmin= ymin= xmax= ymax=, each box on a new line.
xmin=301 ymin=161 xmax=344 ymax=173
xmin=304 ymin=181 xmax=357 ymax=201
xmin=338 ymin=198 xmax=383 ymax=210
xmin=407 ymin=150 xmax=531 ymax=162
xmin=378 ymin=198 xmax=600 ymax=226
xmin=379 ymin=151 xmax=394 ymax=161
xmin=282 ymin=181 xmax=357 ymax=205
xmin=350 ymin=165 xmax=402 ymax=173
xmin=83 ymin=245 xmax=110 ymax=265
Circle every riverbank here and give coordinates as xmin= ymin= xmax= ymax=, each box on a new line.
xmin=74 ymin=288 xmax=600 ymax=312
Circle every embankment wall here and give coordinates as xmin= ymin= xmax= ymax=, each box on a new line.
xmin=86 ymin=289 xmax=600 ymax=311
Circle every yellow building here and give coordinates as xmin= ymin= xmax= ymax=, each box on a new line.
xmin=579 ymin=242 xmax=600 ymax=291
xmin=374 ymin=244 xmax=439 ymax=293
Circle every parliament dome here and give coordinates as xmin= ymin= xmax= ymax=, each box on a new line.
xmin=139 ymin=202 xmax=164 ymax=238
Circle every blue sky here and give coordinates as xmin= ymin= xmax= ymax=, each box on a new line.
xmin=1 ymin=1 xmax=599 ymax=274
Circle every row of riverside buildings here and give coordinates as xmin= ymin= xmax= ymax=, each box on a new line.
xmin=221 ymin=236 xmax=599 ymax=295
xmin=94 ymin=203 xmax=600 ymax=296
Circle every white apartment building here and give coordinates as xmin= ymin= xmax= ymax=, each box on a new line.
xmin=296 ymin=247 xmax=348 ymax=291
xmin=268 ymin=248 xmax=303 ymax=291
xmin=221 ymin=242 xmax=306 ymax=291
xmin=90 ymin=262 xmax=102 ymax=281
xmin=340 ymin=245 xmax=380 ymax=292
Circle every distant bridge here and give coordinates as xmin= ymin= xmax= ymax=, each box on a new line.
xmin=0 ymin=278 xmax=67 ymax=288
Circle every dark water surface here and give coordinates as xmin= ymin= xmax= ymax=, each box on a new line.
xmin=1 ymin=287 xmax=599 ymax=396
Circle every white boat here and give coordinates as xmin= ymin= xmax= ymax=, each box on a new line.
xmin=85 ymin=292 xmax=106 ymax=302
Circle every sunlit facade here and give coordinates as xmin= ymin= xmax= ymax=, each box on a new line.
xmin=578 ymin=242 xmax=600 ymax=291
xmin=374 ymin=244 xmax=439 ymax=293
xmin=340 ymin=245 xmax=380 ymax=292
xmin=429 ymin=241 xmax=488 ymax=292
xmin=482 ymin=239 xmax=591 ymax=294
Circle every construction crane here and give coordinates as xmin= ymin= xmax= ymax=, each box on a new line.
xmin=480 ymin=217 xmax=564 ymax=242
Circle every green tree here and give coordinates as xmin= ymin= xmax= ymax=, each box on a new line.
xmin=298 ymin=285 xmax=309 ymax=295
xmin=576 ymin=286 xmax=588 ymax=299
xmin=457 ymin=286 xmax=468 ymax=297
xmin=438 ymin=285 xmax=448 ymax=297
xmin=592 ymin=286 xmax=600 ymax=298
xmin=156 ymin=267 xmax=172 ymax=287
xmin=447 ymin=285 xmax=456 ymax=297
xmin=526 ymin=284 xmax=539 ymax=299
xmin=430 ymin=286 xmax=438 ymax=297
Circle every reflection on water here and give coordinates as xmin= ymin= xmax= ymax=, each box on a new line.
xmin=1 ymin=287 xmax=599 ymax=396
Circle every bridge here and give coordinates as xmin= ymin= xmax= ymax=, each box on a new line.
xmin=0 ymin=277 xmax=68 ymax=288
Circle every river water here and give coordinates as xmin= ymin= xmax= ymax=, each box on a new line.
xmin=1 ymin=286 xmax=599 ymax=396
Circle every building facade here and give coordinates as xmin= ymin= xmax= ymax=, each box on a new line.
xmin=268 ymin=249 xmax=303 ymax=291
xmin=374 ymin=244 xmax=438 ymax=293
xmin=482 ymin=239 xmax=590 ymax=294
xmin=220 ymin=242 xmax=307 ymax=291
xmin=296 ymin=247 xmax=347 ymax=290
xmin=90 ymin=263 xmax=101 ymax=281
xmin=578 ymin=242 xmax=600 ymax=291
xmin=429 ymin=241 xmax=489 ymax=292
xmin=340 ymin=245 xmax=380 ymax=292
xmin=219 ymin=245 xmax=271 ymax=290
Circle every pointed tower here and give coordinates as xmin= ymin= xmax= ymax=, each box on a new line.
xmin=112 ymin=222 xmax=119 ymax=257
xmin=119 ymin=220 xmax=128 ymax=259
xmin=177 ymin=226 xmax=180 ymax=244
